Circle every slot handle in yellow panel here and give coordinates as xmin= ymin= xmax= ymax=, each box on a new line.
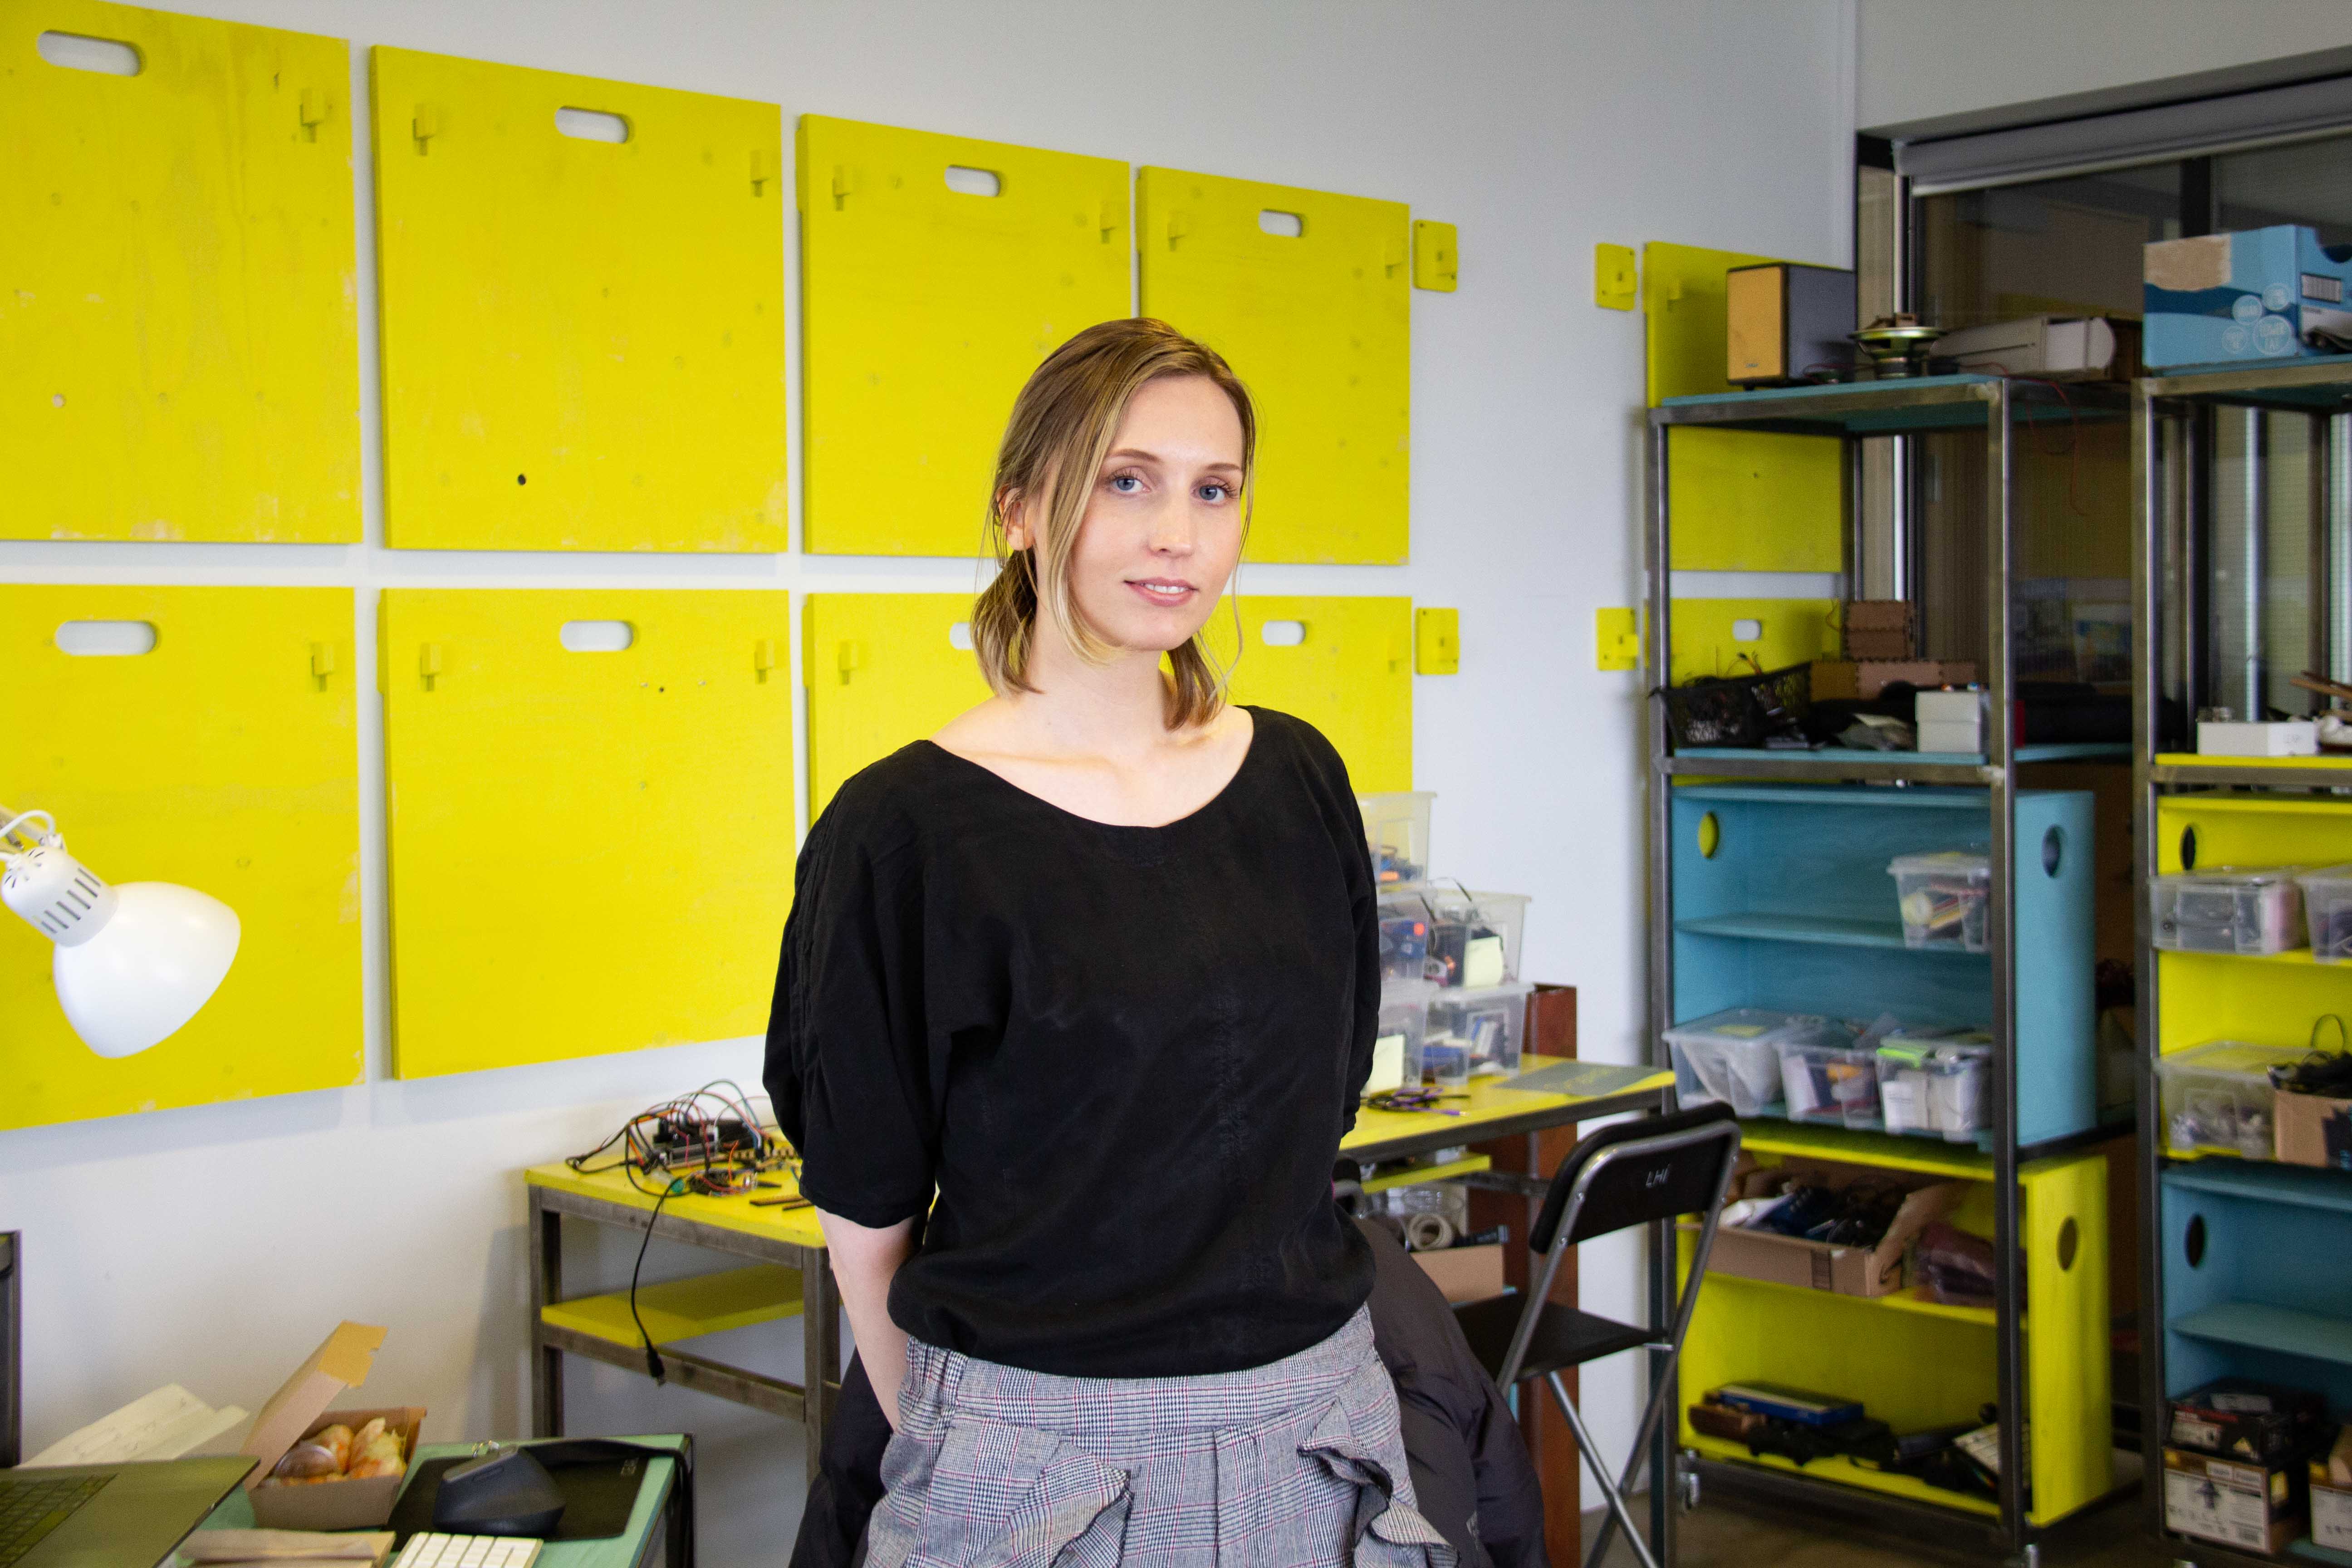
xmin=420 ymin=642 xmax=442 ymax=691
xmin=754 ymin=638 xmax=778 ymax=682
xmin=413 ymin=103 xmax=440 ymax=151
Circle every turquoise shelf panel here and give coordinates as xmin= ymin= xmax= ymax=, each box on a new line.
xmin=2172 ymin=1303 xmax=2352 ymax=1367
xmin=1656 ymin=374 xmax=2122 ymax=435
xmin=2292 ymin=1542 xmax=2352 ymax=1568
xmin=1670 ymin=783 xmax=2097 ymax=1147
xmin=2161 ymin=1160 xmax=2352 ymax=1216
xmin=1675 ymin=912 xmax=1978 ymax=952
xmin=1677 ymin=744 xmax=2128 ymax=768
xmin=2161 ymin=1165 xmax=2352 ymax=1414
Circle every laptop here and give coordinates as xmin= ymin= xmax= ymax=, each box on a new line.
xmin=0 ymin=1235 xmax=256 ymax=1568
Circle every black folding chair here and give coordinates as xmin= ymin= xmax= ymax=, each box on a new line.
xmin=1451 ymin=1103 xmax=1742 ymax=1568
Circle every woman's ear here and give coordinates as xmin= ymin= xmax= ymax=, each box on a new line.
xmin=997 ymin=489 xmax=1031 ymax=552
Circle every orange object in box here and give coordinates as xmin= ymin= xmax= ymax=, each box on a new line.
xmin=237 ymin=1321 xmax=424 ymax=1530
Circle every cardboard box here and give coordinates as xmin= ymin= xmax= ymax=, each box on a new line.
xmin=2164 ymin=1446 xmax=2305 ymax=1555
xmin=1843 ymin=628 xmax=1914 ymax=661
xmin=2170 ymin=1378 xmax=2332 ymax=1465
xmin=2312 ymin=1428 xmax=2352 ymax=1552
xmin=2200 ymin=720 xmax=2319 ymax=757
xmin=2146 ymin=226 xmax=2352 ymax=367
xmin=2277 ymin=1091 xmax=2352 ymax=1171
xmin=239 ymin=1322 xmax=422 ymax=1530
xmin=1702 ymin=1161 xmax=1968 ymax=1298
xmin=1842 ymin=601 xmax=1915 ymax=634
xmin=1412 ymin=1243 xmax=1505 ymax=1305
xmin=1811 ymin=660 xmax=1979 ymax=702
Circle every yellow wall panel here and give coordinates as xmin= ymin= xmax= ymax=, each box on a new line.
xmin=798 ymin=117 xmax=1131 ymax=556
xmin=1212 ymin=596 xmax=1412 ymax=792
xmin=382 ymin=590 xmax=794 ymax=1077
xmin=0 ymin=586 xmax=362 ymax=1127
xmin=1646 ymin=241 xmax=1840 ymax=573
xmin=804 ymin=594 xmax=992 ymax=818
xmin=372 ymin=49 xmax=785 ymax=552
xmin=1138 ymin=168 xmax=1409 ymax=565
xmin=1667 ymin=598 xmax=1837 ymax=684
xmin=0 ymin=2 xmax=359 ymax=541
xmin=2023 ymin=1152 xmax=2113 ymax=1524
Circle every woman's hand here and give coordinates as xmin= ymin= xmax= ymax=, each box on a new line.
xmin=817 ymin=1209 xmax=918 ymax=1432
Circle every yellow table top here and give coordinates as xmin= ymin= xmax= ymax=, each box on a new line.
xmin=1341 ymin=1055 xmax=1674 ymax=1156
xmin=525 ymin=1157 xmax=826 ymax=1250
xmin=527 ymin=1056 xmax=1672 ymax=1249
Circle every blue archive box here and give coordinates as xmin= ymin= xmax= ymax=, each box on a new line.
xmin=2144 ymin=225 xmax=2352 ymax=367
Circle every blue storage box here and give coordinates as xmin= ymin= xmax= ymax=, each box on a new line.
xmin=2145 ymin=226 xmax=2352 ymax=367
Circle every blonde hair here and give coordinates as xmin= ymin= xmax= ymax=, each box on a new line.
xmin=970 ymin=318 xmax=1256 ymax=730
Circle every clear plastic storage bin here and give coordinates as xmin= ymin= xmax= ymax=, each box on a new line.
xmin=1421 ymin=981 xmax=1531 ymax=1083
xmin=1888 ymin=850 xmax=1991 ymax=952
xmin=1876 ymin=1028 xmax=1992 ymax=1142
xmin=1383 ymin=888 xmax=1533 ymax=987
xmin=2151 ymin=868 xmax=2307 ymax=955
xmin=2158 ymin=1039 xmax=2308 ymax=1158
xmin=1779 ymin=1039 xmax=1882 ymax=1127
xmin=1368 ymin=980 xmax=1434 ymax=1097
xmin=1358 ymin=791 xmax=1434 ymax=887
xmin=1376 ymin=897 xmax=1432 ymax=982
xmin=2298 ymin=865 xmax=2352 ymax=963
xmin=1665 ymin=1008 xmax=1807 ymax=1116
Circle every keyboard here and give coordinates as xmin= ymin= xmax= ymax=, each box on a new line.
xmin=391 ymin=1535 xmax=542 ymax=1568
xmin=0 ymin=1475 xmax=113 ymax=1568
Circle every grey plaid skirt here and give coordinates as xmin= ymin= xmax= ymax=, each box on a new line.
xmin=863 ymin=1306 xmax=1456 ymax=1568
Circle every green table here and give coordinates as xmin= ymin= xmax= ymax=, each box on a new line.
xmin=192 ymin=1435 xmax=691 ymax=1568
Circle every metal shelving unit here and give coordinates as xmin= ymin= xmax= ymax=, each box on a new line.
xmin=2132 ymin=358 xmax=2352 ymax=1568
xmin=1646 ymin=374 xmax=2130 ymax=1561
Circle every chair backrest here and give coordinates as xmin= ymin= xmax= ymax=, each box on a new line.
xmin=1531 ymin=1102 xmax=1741 ymax=1254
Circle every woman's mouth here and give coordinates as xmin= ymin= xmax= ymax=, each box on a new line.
xmin=1126 ymin=579 xmax=1196 ymax=607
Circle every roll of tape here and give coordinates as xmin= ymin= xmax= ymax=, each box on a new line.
xmin=1404 ymin=1212 xmax=1455 ymax=1251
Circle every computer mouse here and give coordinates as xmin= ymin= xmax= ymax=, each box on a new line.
xmin=430 ymin=1446 xmax=566 ymax=1537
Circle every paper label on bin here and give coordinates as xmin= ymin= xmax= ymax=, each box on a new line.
xmin=1719 ymin=1024 xmax=1767 ymax=1038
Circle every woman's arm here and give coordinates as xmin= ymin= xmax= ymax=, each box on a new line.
xmin=818 ymin=1209 xmax=918 ymax=1431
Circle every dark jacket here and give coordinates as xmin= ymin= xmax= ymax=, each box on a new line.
xmin=788 ymin=1216 xmax=1548 ymax=1568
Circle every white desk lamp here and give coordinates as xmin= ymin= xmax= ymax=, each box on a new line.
xmin=0 ymin=804 xmax=240 ymax=1057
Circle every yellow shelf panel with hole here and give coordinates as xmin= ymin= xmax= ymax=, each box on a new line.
xmin=1645 ymin=242 xmax=1840 ymax=573
xmin=1 ymin=1 xmax=359 ymax=541
xmin=382 ymin=590 xmax=794 ymax=1076
xmin=371 ymin=49 xmax=784 ymax=551
xmin=1138 ymin=168 xmax=1409 ymax=565
xmin=0 ymin=586 xmax=363 ymax=1128
xmin=2156 ymin=794 xmax=2352 ymax=872
xmin=1209 ymin=596 xmax=1413 ymax=792
xmin=541 ymin=1264 xmax=804 ymax=1348
xmin=803 ymin=593 xmax=994 ymax=820
xmin=798 ymin=116 xmax=1132 ymax=557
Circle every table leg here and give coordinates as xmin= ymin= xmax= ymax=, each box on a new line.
xmin=800 ymin=1247 xmax=838 ymax=1485
xmin=1647 ymin=1087 xmax=1677 ymax=1568
xmin=530 ymin=1187 xmax=564 ymax=1438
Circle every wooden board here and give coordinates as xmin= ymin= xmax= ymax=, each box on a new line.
xmin=382 ymin=589 xmax=794 ymax=1076
xmin=0 ymin=586 xmax=362 ymax=1127
xmin=372 ymin=48 xmax=785 ymax=551
xmin=0 ymin=0 xmax=359 ymax=540
xmin=798 ymin=115 xmax=1131 ymax=556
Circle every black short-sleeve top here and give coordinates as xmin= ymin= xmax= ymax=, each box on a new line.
xmin=763 ymin=706 xmax=1381 ymax=1379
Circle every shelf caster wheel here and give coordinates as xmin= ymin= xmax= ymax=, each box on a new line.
xmin=2005 ymin=1545 xmax=2040 ymax=1568
xmin=1677 ymin=1449 xmax=1701 ymax=1513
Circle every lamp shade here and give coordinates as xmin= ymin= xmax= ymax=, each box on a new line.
xmin=54 ymin=882 xmax=240 ymax=1057
xmin=2 ymin=840 xmax=240 ymax=1057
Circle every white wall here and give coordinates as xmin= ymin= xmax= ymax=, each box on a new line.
xmin=1859 ymin=0 xmax=2352 ymax=130
xmin=0 ymin=0 xmax=1854 ymax=1553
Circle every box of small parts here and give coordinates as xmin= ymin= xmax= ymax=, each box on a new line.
xmin=239 ymin=1322 xmax=422 ymax=1529
xmin=2169 ymin=1378 xmax=2331 ymax=1465
xmin=2164 ymin=1446 xmax=2306 ymax=1554
xmin=2157 ymin=1041 xmax=2310 ymax=1159
xmin=1703 ymin=1159 xmax=1968 ymax=1298
xmin=2145 ymin=225 xmax=2352 ymax=367
xmin=2313 ymin=1426 xmax=2352 ymax=1551
xmin=2151 ymin=868 xmax=2307 ymax=956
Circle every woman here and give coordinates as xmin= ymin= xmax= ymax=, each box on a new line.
xmin=765 ymin=317 xmax=1450 ymax=1566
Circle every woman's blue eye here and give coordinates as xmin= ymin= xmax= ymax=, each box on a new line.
xmin=1109 ymin=475 xmax=1142 ymax=493
xmin=1199 ymin=483 xmax=1231 ymax=502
